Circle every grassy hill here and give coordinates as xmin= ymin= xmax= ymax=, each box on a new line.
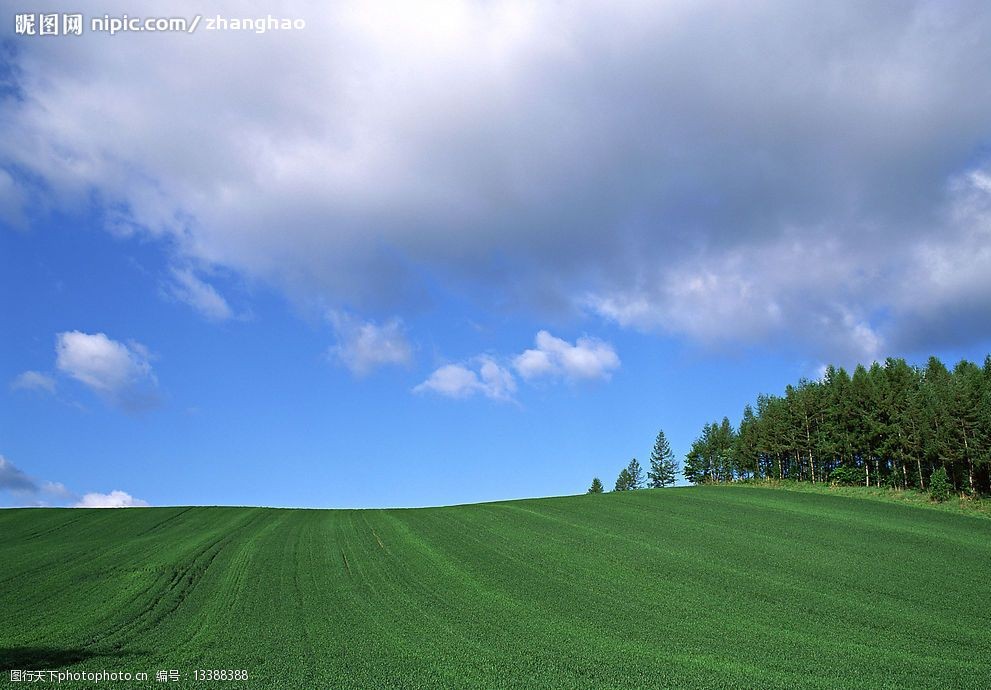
xmin=1 ymin=486 xmax=989 ymax=688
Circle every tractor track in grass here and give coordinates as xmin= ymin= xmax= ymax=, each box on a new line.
xmin=2 ymin=487 xmax=990 ymax=688
xmin=132 ymin=507 xmax=196 ymax=537
xmin=77 ymin=510 xmax=267 ymax=653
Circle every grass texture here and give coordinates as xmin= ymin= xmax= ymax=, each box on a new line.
xmin=738 ymin=479 xmax=991 ymax=519
xmin=1 ymin=485 xmax=989 ymax=688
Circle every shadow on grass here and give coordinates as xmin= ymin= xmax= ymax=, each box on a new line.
xmin=0 ymin=647 xmax=103 ymax=670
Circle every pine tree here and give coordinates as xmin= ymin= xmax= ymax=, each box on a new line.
xmin=614 ymin=468 xmax=633 ymax=491
xmin=849 ymin=365 xmax=876 ymax=486
xmin=627 ymin=458 xmax=644 ymax=489
xmin=716 ymin=416 xmax=737 ymax=482
xmin=867 ymin=361 xmax=889 ymax=487
xmin=881 ymin=358 xmax=918 ymax=489
xmin=587 ymin=477 xmax=604 ymax=494
xmin=929 ymin=467 xmax=951 ymax=502
xmin=822 ymin=365 xmax=853 ymax=474
xmin=949 ymin=360 xmax=983 ymax=493
xmin=684 ymin=424 xmax=714 ymax=485
xmin=979 ymin=357 xmax=991 ymax=489
xmin=670 ymin=351 xmax=991 ymax=495
xmin=921 ymin=357 xmax=953 ymax=489
xmin=735 ymin=405 xmax=760 ymax=480
xmin=648 ymin=430 xmax=677 ymax=487
xmin=759 ymin=396 xmax=789 ymax=480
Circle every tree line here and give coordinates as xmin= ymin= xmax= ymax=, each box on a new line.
xmin=683 ymin=355 xmax=991 ymax=495
xmin=588 ymin=355 xmax=991 ymax=497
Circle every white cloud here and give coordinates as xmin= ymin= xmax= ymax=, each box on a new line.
xmin=884 ymin=167 xmax=991 ymax=350
xmin=55 ymin=331 xmax=159 ymax=411
xmin=41 ymin=481 xmax=73 ymax=498
xmin=586 ymin=234 xmax=885 ymax=365
xmin=0 ymin=454 xmax=145 ymax=508
xmin=0 ymin=168 xmax=27 ymax=229
xmin=327 ymin=311 xmax=413 ymax=376
xmin=414 ymin=364 xmax=481 ymax=398
xmin=74 ymin=490 xmax=149 ymax=508
xmin=513 ymin=330 xmax=620 ymax=382
xmin=10 ymin=370 xmax=57 ymax=394
xmin=415 ymin=330 xmax=618 ymax=401
xmin=166 ymin=267 xmax=234 ymax=321
xmin=0 ymin=455 xmax=40 ymax=494
xmin=413 ymin=356 xmax=516 ymax=401
xmin=4 ymin=2 xmax=991 ymax=358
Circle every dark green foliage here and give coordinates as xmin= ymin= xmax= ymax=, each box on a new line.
xmin=683 ymin=354 xmax=991 ymax=495
xmin=930 ymin=467 xmax=951 ymax=502
xmin=735 ymin=404 xmax=761 ymax=480
xmin=647 ymin=429 xmax=678 ymax=487
xmin=683 ymin=418 xmax=737 ymax=484
xmin=587 ymin=477 xmax=604 ymax=494
xmin=829 ymin=465 xmax=866 ymax=486
xmin=1 ymin=488 xmax=989 ymax=688
xmin=627 ymin=457 xmax=644 ymax=489
xmin=614 ymin=468 xmax=633 ymax=491
xmin=615 ymin=458 xmax=643 ymax=491
xmin=683 ymin=426 xmax=709 ymax=484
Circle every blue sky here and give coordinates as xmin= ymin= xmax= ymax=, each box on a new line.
xmin=1 ymin=214 xmax=818 ymax=507
xmin=3 ymin=1 xmax=991 ymax=508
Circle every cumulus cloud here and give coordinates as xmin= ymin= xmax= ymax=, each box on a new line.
xmin=165 ymin=267 xmax=234 ymax=321
xmin=0 ymin=454 xmax=145 ymax=508
xmin=74 ymin=490 xmax=149 ymax=508
xmin=413 ymin=356 xmax=516 ymax=401
xmin=4 ymin=1 xmax=991 ymax=359
xmin=0 ymin=455 xmax=40 ymax=494
xmin=514 ymin=331 xmax=620 ymax=382
xmin=586 ymin=235 xmax=885 ymax=364
xmin=415 ymin=330 xmax=619 ymax=400
xmin=327 ymin=311 xmax=413 ymax=376
xmin=885 ymin=168 xmax=991 ymax=351
xmin=10 ymin=370 xmax=57 ymax=394
xmin=41 ymin=481 xmax=73 ymax=498
xmin=55 ymin=331 xmax=159 ymax=411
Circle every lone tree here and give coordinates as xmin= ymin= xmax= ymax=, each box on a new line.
xmin=587 ymin=477 xmax=604 ymax=494
xmin=616 ymin=458 xmax=644 ymax=491
xmin=647 ymin=429 xmax=678 ymax=488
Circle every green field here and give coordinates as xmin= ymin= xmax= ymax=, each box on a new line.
xmin=1 ymin=486 xmax=989 ymax=688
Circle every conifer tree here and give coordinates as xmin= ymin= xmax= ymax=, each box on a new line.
xmin=648 ymin=430 xmax=677 ymax=487
xmin=929 ymin=467 xmax=950 ymax=502
xmin=735 ymin=405 xmax=761 ymax=480
xmin=716 ymin=417 xmax=737 ymax=482
xmin=675 ymin=351 xmax=991 ymax=495
xmin=626 ymin=458 xmax=644 ymax=489
xmin=949 ymin=360 xmax=983 ymax=493
xmin=922 ymin=357 xmax=953 ymax=489
xmin=587 ymin=477 xmax=604 ymax=494
xmin=684 ymin=424 xmax=715 ymax=485
xmin=614 ymin=468 xmax=633 ymax=491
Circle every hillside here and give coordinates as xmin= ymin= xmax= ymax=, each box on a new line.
xmin=2 ymin=486 xmax=989 ymax=688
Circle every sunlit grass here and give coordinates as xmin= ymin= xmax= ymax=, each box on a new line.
xmin=1 ymin=486 xmax=989 ymax=688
